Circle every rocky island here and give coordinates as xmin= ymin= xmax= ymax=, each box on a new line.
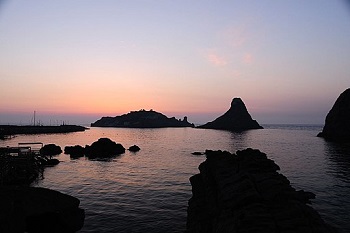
xmin=198 ymin=98 xmax=263 ymax=131
xmin=318 ymin=88 xmax=350 ymax=141
xmin=186 ymin=149 xmax=336 ymax=233
xmin=91 ymin=109 xmax=194 ymax=128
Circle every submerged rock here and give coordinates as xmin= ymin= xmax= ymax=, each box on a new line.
xmin=85 ymin=138 xmax=125 ymax=158
xmin=0 ymin=186 xmax=84 ymax=233
xmin=198 ymin=98 xmax=263 ymax=131
xmin=186 ymin=148 xmax=336 ymax=233
xmin=40 ymin=157 xmax=60 ymax=166
xmin=191 ymin=152 xmax=204 ymax=155
xmin=318 ymin=88 xmax=350 ymax=141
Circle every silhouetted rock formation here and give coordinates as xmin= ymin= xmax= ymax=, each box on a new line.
xmin=91 ymin=109 xmax=195 ymax=128
xmin=85 ymin=138 xmax=125 ymax=158
xmin=186 ymin=149 xmax=336 ymax=233
xmin=65 ymin=145 xmax=85 ymax=158
xmin=0 ymin=186 xmax=84 ymax=233
xmin=128 ymin=145 xmax=140 ymax=152
xmin=198 ymin=98 xmax=263 ymax=131
xmin=318 ymin=88 xmax=350 ymax=141
xmin=40 ymin=144 xmax=62 ymax=156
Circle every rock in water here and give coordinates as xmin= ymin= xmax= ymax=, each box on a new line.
xmin=186 ymin=149 xmax=336 ymax=233
xmin=40 ymin=144 xmax=62 ymax=156
xmin=198 ymin=98 xmax=263 ymax=131
xmin=128 ymin=145 xmax=141 ymax=152
xmin=65 ymin=145 xmax=85 ymax=157
xmin=318 ymin=88 xmax=350 ymax=141
xmin=85 ymin=138 xmax=125 ymax=158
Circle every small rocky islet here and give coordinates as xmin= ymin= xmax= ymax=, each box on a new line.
xmin=64 ymin=138 xmax=140 ymax=158
xmin=198 ymin=98 xmax=263 ymax=131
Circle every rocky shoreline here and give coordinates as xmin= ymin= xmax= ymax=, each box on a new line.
xmin=186 ymin=149 xmax=337 ymax=233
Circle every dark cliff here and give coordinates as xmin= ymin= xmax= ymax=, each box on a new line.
xmin=91 ymin=109 xmax=194 ymax=128
xmin=318 ymin=88 xmax=350 ymax=141
xmin=198 ymin=98 xmax=263 ymax=131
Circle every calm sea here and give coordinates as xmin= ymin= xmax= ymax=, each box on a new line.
xmin=1 ymin=125 xmax=350 ymax=232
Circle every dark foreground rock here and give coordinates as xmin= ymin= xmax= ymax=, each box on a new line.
xmin=198 ymin=98 xmax=263 ymax=131
xmin=318 ymin=88 xmax=350 ymax=141
xmin=186 ymin=149 xmax=336 ymax=233
xmin=91 ymin=109 xmax=195 ymax=128
xmin=85 ymin=138 xmax=125 ymax=158
xmin=0 ymin=186 xmax=84 ymax=233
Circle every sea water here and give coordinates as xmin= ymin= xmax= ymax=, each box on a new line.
xmin=1 ymin=125 xmax=350 ymax=232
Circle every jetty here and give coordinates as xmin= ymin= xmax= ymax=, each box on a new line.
xmin=0 ymin=125 xmax=87 ymax=138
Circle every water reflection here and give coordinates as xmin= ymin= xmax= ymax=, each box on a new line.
xmin=2 ymin=126 xmax=350 ymax=232
xmin=324 ymin=141 xmax=350 ymax=182
xmin=229 ymin=130 xmax=248 ymax=151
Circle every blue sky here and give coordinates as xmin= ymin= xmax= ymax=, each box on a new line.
xmin=0 ymin=0 xmax=349 ymax=125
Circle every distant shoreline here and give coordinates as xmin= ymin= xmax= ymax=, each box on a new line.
xmin=0 ymin=125 xmax=87 ymax=137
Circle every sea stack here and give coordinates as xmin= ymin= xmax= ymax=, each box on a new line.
xmin=198 ymin=98 xmax=263 ymax=131
xmin=318 ymin=88 xmax=350 ymax=141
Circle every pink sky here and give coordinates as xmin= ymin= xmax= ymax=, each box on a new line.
xmin=1 ymin=1 xmax=349 ymax=125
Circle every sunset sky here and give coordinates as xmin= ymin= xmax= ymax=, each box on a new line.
xmin=1 ymin=0 xmax=349 ymax=125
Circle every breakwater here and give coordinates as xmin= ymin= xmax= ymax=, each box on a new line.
xmin=0 ymin=125 xmax=87 ymax=137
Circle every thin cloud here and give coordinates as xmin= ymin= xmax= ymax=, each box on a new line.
xmin=205 ymin=50 xmax=228 ymax=66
